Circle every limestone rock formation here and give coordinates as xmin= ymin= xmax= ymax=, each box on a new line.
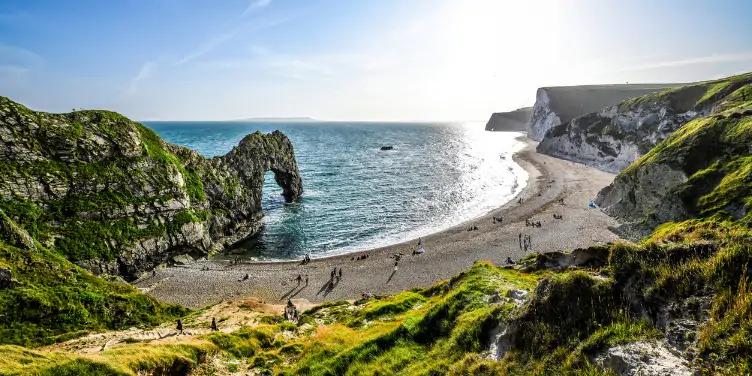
xmin=528 ymin=84 xmax=679 ymax=141
xmin=595 ymin=76 xmax=752 ymax=237
xmin=0 ymin=96 xmax=303 ymax=279
xmin=538 ymin=74 xmax=752 ymax=173
xmin=484 ymin=107 xmax=532 ymax=132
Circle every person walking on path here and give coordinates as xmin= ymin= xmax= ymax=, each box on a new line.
xmin=211 ymin=318 xmax=218 ymax=332
xmin=176 ymin=319 xmax=183 ymax=335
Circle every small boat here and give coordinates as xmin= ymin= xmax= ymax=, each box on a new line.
xmin=380 ymin=146 xmax=394 ymax=151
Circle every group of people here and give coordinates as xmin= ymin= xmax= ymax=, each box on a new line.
xmin=552 ymin=214 xmax=563 ymax=220
xmin=525 ymin=218 xmax=541 ymax=228
xmin=294 ymin=274 xmax=309 ymax=286
xmin=492 ymin=216 xmax=503 ymax=224
xmin=467 ymin=225 xmax=479 ymax=231
xmin=284 ymin=299 xmax=299 ymax=322
xmin=175 ymin=317 xmax=219 ymax=335
xmin=351 ymin=252 xmax=369 ymax=261
xmin=300 ymin=253 xmax=311 ymax=265
xmin=519 ymin=233 xmax=533 ymax=252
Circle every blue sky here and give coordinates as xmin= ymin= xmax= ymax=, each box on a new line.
xmin=1 ymin=0 xmax=751 ymax=121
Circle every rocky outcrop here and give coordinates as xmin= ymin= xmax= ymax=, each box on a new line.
xmin=517 ymin=245 xmax=611 ymax=272
xmin=595 ymin=75 xmax=752 ymax=237
xmin=484 ymin=107 xmax=532 ymax=132
xmin=594 ymin=341 xmax=692 ymax=376
xmin=538 ymin=74 xmax=752 ymax=173
xmin=528 ymin=84 xmax=679 ymax=141
xmin=0 ymin=267 xmax=18 ymax=290
xmin=0 ymin=96 xmax=303 ymax=279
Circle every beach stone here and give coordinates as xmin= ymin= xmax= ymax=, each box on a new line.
xmin=0 ymin=96 xmax=303 ymax=280
xmin=171 ymin=254 xmax=194 ymax=265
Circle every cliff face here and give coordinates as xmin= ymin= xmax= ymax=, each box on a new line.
xmin=484 ymin=107 xmax=532 ymax=132
xmin=595 ymin=77 xmax=752 ymax=238
xmin=528 ymin=84 xmax=679 ymax=141
xmin=0 ymin=96 xmax=302 ymax=279
xmin=537 ymin=74 xmax=752 ymax=173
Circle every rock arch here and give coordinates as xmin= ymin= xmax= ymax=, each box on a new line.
xmin=222 ymin=130 xmax=303 ymax=203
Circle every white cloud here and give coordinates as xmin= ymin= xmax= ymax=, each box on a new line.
xmin=176 ymin=16 xmax=291 ymax=66
xmin=127 ymin=61 xmax=159 ymax=96
xmin=240 ymin=0 xmax=272 ymax=18
xmin=0 ymin=45 xmax=45 ymax=71
xmin=176 ymin=31 xmax=239 ymax=65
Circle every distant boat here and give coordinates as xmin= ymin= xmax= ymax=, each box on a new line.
xmin=380 ymin=146 xmax=394 ymax=151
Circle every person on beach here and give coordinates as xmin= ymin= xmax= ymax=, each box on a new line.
xmin=518 ymin=233 xmax=522 ymax=249
xmin=418 ymin=237 xmax=421 ymax=246
xmin=330 ymin=269 xmax=335 ymax=280
xmin=506 ymin=257 xmax=515 ymax=264
xmin=176 ymin=319 xmax=183 ymax=335
xmin=153 ymin=269 xmax=157 ymax=278
xmin=338 ymin=268 xmax=342 ymax=279
xmin=211 ymin=318 xmax=218 ymax=332
xmin=242 ymin=273 xmax=249 ymax=281
xmin=296 ymin=274 xmax=302 ymax=285
xmin=305 ymin=274 xmax=309 ymax=286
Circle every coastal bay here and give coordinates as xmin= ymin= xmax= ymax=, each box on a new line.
xmin=138 ymin=137 xmax=621 ymax=308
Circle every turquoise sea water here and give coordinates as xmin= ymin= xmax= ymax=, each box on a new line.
xmin=145 ymin=121 xmax=527 ymax=260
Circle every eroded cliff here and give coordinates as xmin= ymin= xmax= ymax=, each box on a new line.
xmin=538 ymin=73 xmax=752 ymax=173
xmin=595 ymin=78 xmax=752 ymax=238
xmin=484 ymin=107 xmax=532 ymax=132
xmin=528 ymin=84 xmax=679 ymax=141
xmin=0 ymin=96 xmax=302 ymax=279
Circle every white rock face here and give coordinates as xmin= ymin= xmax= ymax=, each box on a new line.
xmin=538 ymin=103 xmax=708 ymax=173
xmin=595 ymin=341 xmax=692 ymax=376
xmin=529 ymin=88 xmax=559 ymax=141
xmin=528 ymin=84 xmax=679 ymax=141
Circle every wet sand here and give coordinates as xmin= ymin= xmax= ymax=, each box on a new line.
xmin=137 ymin=136 xmax=621 ymax=309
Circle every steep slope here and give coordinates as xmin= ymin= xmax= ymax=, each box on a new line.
xmin=596 ymin=80 xmax=752 ymax=238
xmin=0 ymin=208 xmax=187 ymax=347
xmin=538 ymin=73 xmax=752 ymax=173
xmin=485 ymin=107 xmax=532 ymax=132
xmin=0 ymin=97 xmax=302 ymax=279
xmin=529 ymin=84 xmax=679 ymax=141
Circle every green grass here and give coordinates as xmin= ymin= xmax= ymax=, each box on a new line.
xmin=0 ymin=231 xmax=187 ymax=347
xmin=0 ymin=340 xmax=218 ymax=376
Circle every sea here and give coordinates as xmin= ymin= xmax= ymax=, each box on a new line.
xmin=144 ymin=121 xmax=527 ymax=261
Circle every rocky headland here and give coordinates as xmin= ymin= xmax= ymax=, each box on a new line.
xmin=537 ymin=73 xmax=752 ymax=173
xmin=0 ymin=96 xmax=302 ymax=280
xmin=484 ymin=107 xmax=532 ymax=131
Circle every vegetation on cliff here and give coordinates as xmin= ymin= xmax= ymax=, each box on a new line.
xmin=0 ymin=96 xmax=302 ymax=279
xmin=597 ymin=75 xmax=752 ymax=232
xmin=0 ymin=211 xmax=187 ymax=348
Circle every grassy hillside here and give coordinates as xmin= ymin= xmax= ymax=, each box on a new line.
xmin=0 ymin=210 xmax=187 ymax=348
xmin=3 ymin=224 xmax=749 ymax=375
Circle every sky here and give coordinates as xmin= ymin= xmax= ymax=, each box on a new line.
xmin=1 ymin=0 xmax=752 ymax=121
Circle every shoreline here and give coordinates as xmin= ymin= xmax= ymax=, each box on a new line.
xmin=138 ymin=136 xmax=622 ymax=309
xmin=218 ymin=133 xmax=531 ymax=266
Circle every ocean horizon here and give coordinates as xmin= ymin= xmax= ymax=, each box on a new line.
xmin=145 ymin=120 xmax=528 ymax=261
